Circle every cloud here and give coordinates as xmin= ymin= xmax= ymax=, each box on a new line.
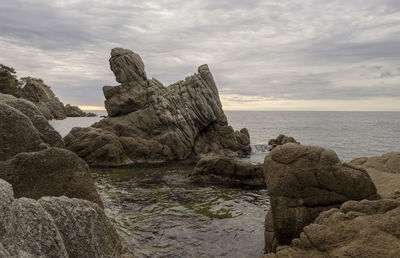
xmin=0 ymin=0 xmax=399 ymax=109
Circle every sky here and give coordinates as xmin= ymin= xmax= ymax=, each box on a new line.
xmin=0 ymin=0 xmax=399 ymax=111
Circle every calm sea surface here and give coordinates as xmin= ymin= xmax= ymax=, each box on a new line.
xmin=49 ymin=110 xmax=400 ymax=257
xmin=51 ymin=110 xmax=400 ymax=162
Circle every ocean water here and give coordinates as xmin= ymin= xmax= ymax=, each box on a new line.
xmin=49 ymin=110 xmax=400 ymax=257
xmin=52 ymin=111 xmax=400 ymax=162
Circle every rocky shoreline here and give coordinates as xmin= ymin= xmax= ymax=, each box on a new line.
xmin=1 ymin=48 xmax=399 ymax=257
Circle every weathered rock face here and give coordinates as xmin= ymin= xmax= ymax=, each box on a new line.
xmin=18 ymin=78 xmax=92 ymax=120
xmin=65 ymin=48 xmax=250 ymax=166
xmin=350 ymin=152 xmax=400 ymax=174
xmin=264 ymin=199 xmax=400 ymax=258
xmin=263 ymin=143 xmax=378 ymax=252
xmin=190 ymin=156 xmax=265 ymax=188
xmin=350 ymin=152 xmax=400 ymax=199
xmin=0 ymin=179 xmax=133 ymax=258
xmin=0 ymin=102 xmax=46 ymax=161
xmin=0 ymin=147 xmax=103 ymax=208
xmin=0 ymin=93 xmax=64 ymax=148
xmin=268 ymin=134 xmax=299 ymax=150
xmin=0 ymin=97 xmax=102 ymax=208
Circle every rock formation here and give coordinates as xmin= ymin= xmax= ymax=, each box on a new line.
xmin=190 ymin=156 xmax=265 ymax=188
xmin=264 ymin=198 xmax=400 ymax=258
xmin=0 ymin=93 xmax=64 ymax=148
xmin=18 ymin=78 xmax=94 ymax=120
xmin=263 ymin=143 xmax=378 ymax=252
xmin=350 ymin=152 xmax=400 ymax=199
xmin=0 ymin=179 xmax=133 ymax=257
xmin=267 ymin=134 xmax=299 ymax=150
xmin=0 ymin=147 xmax=103 ymax=208
xmin=64 ymin=48 xmax=250 ymax=166
xmin=0 ymin=95 xmax=102 ymax=207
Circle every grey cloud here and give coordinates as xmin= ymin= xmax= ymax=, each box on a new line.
xmin=0 ymin=0 xmax=399 ymax=106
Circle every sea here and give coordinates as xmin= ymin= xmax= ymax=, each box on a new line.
xmin=49 ymin=111 xmax=400 ymax=257
xmin=51 ymin=110 xmax=400 ymax=163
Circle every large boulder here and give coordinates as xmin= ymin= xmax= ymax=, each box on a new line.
xmin=263 ymin=143 xmax=378 ymax=252
xmin=264 ymin=199 xmax=400 ymax=258
xmin=0 ymin=102 xmax=46 ymax=161
xmin=0 ymin=97 xmax=102 ymax=208
xmin=65 ymin=48 xmax=250 ymax=166
xmin=190 ymin=156 xmax=265 ymax=188
xmin=0 ymin=147 xmax=103 ymax=208
xmin=0 ymin=179 xmax=133 ymax=257
xmin=350 ymin=152 xmax=400 ymax=199
xmin=0 ymin=93 xmax=64 ymax=147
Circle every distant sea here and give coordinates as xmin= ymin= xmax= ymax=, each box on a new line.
xmin=50 ymin=110 xmax=400 ymax=163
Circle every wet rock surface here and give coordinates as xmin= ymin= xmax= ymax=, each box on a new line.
xmin=263 ymin=143 xmax=378 ymax=252
xmin=190 ymin=156 xmax=265 ymax=188
xmin=264 ymin=198 xmax=400 ymax=258
xmin=65 ymin=48 xmax=250 ymax=166
xmin=0 ymin=179 xmax=132 ymax=258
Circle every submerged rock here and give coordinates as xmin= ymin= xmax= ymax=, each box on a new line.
xmin=190 ymin=156 xmax=265 ymax=188
xmin=267 ymin=134 xmax=299 ymax=150
xmin=264 ymin=199 xmax=400 ymax=258
xmin=65 ymin=48 xmax=250 ymax=166
xmin=263 ymin=143 xmax=378 ymax=252
xmin=18 ymin=78 xmax=91 ymax=120
xmin=0 ymin=179 xmax=133 ymax=257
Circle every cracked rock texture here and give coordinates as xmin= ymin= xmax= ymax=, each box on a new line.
xmin=0 ymin=179 xmax=133 ymax=258
xmin=65 ymin=48 xmax=250 ymax=166
xmin=189 ymin=156 xmax=265 ymax=188
xmin=264 ymin=198 xmax=400 ymax=258
xmin=263 ymin=143 xmax=378 ymax=252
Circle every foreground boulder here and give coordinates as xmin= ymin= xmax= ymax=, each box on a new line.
xmin=18 ymin=77 xmax=93 ymax=120
xmin=350 ymin=152 xmax=400 ymax=199
xmin=0 ymin=97 xmax=103 ymax=208
xmin=264 ymin=198 xmax=400 ymax=258
xmin=263 ymin=143 xmax=378 ymax=252
xmin=0 ymin=179 xmax=133 ymax=257
xmin=0 ymin=147 xmax=103 ymax=208
xmin=65 ymin=48 xmax=250 ymax=166
xmin=0 ymin=93 xmax=64 ymax=148
xmin=190 ymin=157 xmax=264 ymax=188
xmin=268 ymin=134 xmax=299 ymax=150
xmin=0 ymin=102 xmax=46 ymax=161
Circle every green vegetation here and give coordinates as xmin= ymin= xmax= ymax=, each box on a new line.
xmin=0 ymin=64 xmax=20 ymax=96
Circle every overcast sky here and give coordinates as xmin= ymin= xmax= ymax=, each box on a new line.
xmin=1 ymin=0 xmax=399 ymax=110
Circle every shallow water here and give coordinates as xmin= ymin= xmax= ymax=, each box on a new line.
xmin=92 ymin=166 xmax=269 ymax=258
